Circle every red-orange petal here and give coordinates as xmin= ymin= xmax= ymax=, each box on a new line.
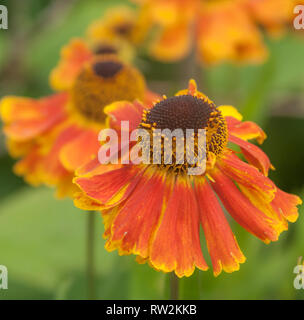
xmin=238 ymin=184 xmax=288 ymax=231
xmin=49 ymin=38 xmax=93 ymax=91
xmin=105 ymin=168 xmax=168 ymax=257
xmin=104 ymin=100 xmax=144 ymax=133
xmin=149 ymin=178 xmax=208 ymax=277
xmin=75 ymin=165 xmax=145 ymax=208
xmin=76 ymin=157 xmax=123 ymax=177
xmin=195 ymin=179 xmax=246 ymax=276
xmin=211 ymin=169 xmax=283 ymax=244
xmin=271 ymin=188 xmax=302 ymax=223
xmin=229 ymin=134 xmax=273 ymax=176
xmin=41 ymin=125 xmax=83 ymax=184
xmin=1 ymin=93 xmax=67 ymax=141
xmin=218 ymin=151 xmax=275 ymax=202
xmin=228 ymin=120 xmax=267 ymax=144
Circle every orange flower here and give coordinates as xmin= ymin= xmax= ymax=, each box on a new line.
xmin=134 ymin=0 xmax=294 ymax=64
xmin=0 ymin=38 xmax=158 ymax=197
xmin=74 ymin=80 xmax=302 ymax=277
xmin=87 ymin=5 xmax=152 ymax=47
xmin=246 ymin=0 xmax=296 ymax=36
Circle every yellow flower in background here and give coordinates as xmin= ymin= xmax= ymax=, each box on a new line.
xmin=133 ymin=0 xmax=296 ymax=64
xmin=197 ymin=0 xmax=268 ymax=65
xmin=87 ymin=5 xmax=152 ymax=47
xmin=0 ymin=38 xmax=158 ymax=197
xmin=74 ymin=80 xmax=301 ymax=277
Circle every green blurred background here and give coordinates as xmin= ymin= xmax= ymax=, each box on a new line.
xmin=0 ymin=0 xmax=303 ymax=300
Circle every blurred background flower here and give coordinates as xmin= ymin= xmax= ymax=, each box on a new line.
xmin=0 ymin=0 xmax=304 ymax=300
xmin=133 ymin=0 xmax=296 ymax=64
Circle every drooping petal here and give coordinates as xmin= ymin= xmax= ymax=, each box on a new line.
xmin=75 ymin=165 xmax=145 ymax=208
xmin=104 ymin=167 xmax=169 ymax=257
xmin=195 ymin=179 xmax=246 ymax=276
xmin=1 ymin=94 xmax=67 ymax=141
xmin=73 ymin=191 xmax=104 ymax=211
xmin=218 ymin=151 xmax=275 ymax=202
xmin=238 ymin=184 xmax=288 ymax=232
xmin=228 ymin=134 xmax=274 ymax=176
xmin=49 ymin=38 xmax=93 ymax=91
xmin=149 ymin=177 xmax=208 ymax=277
xmin=210 ymin=169 xmax=285 ymax=243
xmin=229 ymin=120 xmax=267 ymax=144
xmin=271 ymin=188 xmax=302 ymax=223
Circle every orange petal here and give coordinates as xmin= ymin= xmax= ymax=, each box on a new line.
xmin=104 ymin=100 xmax=144 ymax=132
xmin=143 ymin=90 xmax=162 ymax=108
xmin=60 ymin=129 xmax=100 ymax=172
xmin=41 ymin=125 xmax=83 ymax=184
xmin=271 ymin=188 xmax=302 ymax=223
xmin=6 ymin=140 xmax=33 ymax=158
xmin=197 ymin=1 xmax=268 ymax=65
xmin=211 ymin=169 xmax=284 ymax=244
xmin=75 ymin=165 xmax=145 ymax=208
xmin=104 ymin=168 xmax=168 ymax=257
xmin=218 ymin=151 xmax=275 ymax=202
xmin=73 ymin=191 xmax=104 ymax=211
xmin=149 ymin=177 xmax=208 ymax=277
xmin=195 ymin=179 xmax=246 ymax=276
xmin=246 ymin=0 xmax=293 ymax=36
xmin=55 ymin=173 xmax=79 ymax=199
xmin=49 ymin=38 xmax=93 ymax=91
xmin=229 ymin=120 xmax=267 ymax=144
xmin=229 ymin=134 xmax=274 ymax=176
xmin=13 ymin=147 xmax=43 ymax=186
xmin=149 ymin=21 xmax=191 ymax=62
xmin=238 ymin=184 xmax=288 ymax=232
xmin=76 ymin=158 xmax=123 ymax=178
xmin=1 ymin=94 xmax=67 ymax=141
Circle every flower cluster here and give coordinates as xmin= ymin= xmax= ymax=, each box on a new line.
xmin=130 ymin=0 xmax=296 ymax=64
xmin=0 ymin=1 xmax=301 ymax=278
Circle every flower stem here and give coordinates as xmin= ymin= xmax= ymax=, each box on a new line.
xmin=87 ymin=211 xmax=96 ymax=300
xmin=170 ymin=273 xmax=179 ymax=300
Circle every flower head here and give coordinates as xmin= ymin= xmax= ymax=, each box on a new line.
xmin=246 ymin=0 xmax=296 ymax=36
xmin=0 ymin=38 xmax=157 ymax=197
xmin=74 ymin=80 xmax=302 ymax=277
xmin=87 ymin=6 xmax=151 ymax=47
